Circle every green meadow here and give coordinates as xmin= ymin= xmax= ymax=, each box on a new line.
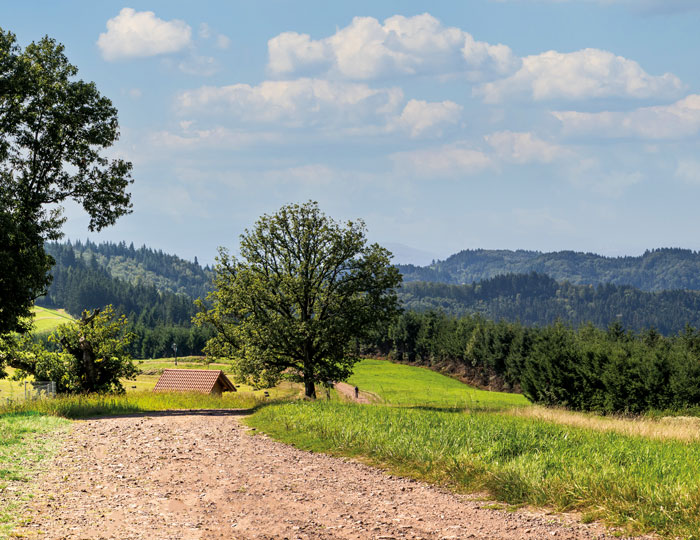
xmin=29 ymin=306 xmax=73 ymax=334
xmin=347 ymin=358 xmax=528 ymax=409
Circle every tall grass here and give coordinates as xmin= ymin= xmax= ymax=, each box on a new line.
xmin=0 ymin=391 xmax=268 ymax=419
xmin=248 ymin=401 xmax=700 ymax=539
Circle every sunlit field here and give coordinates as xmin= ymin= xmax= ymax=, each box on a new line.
xmin=347 ymin=358 xmax=529 ymax=410
xmin=29 ymin=306 xmax=73 ymax=334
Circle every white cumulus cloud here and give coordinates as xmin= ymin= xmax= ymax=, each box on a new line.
xmin=267 ymin=13 xmax=520 ymax=82
xmin=476 ymin=48 xmax=683 ymax=102
xmin=553 ymin=94 xmax=700 ymax=139
xmin=98 ymin=8 xmax=192 ymax=61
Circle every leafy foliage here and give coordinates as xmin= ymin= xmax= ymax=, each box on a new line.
xmin=197 ymin=201 xmax=402 ymax=397
xmin=0 ymin=213 xmax=52 ymax=335
xmin=0 ymin=29 xmax=133 ymax=238
xmin=10 ymin=306 xmax=138 ymax=393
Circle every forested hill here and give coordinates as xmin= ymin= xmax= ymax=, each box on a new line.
xmin=36 ymin=242 xmax=214 ymax=358
xmin=397 ymin=248 xmax=700 ymax=291
xmin=400 ymin=273 xmax=700 ymax=335
xmin=45 ymin=240 xmax=213 ymax=299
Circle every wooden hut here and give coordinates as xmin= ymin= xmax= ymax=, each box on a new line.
xmin=153 ymin=369 xmax=236 ymax=395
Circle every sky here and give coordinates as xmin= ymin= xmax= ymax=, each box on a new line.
xmin=4 ymin=1 xmax=700 ymax=265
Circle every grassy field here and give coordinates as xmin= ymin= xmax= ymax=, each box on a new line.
xmin=347 ymin=358 xmax=528 ymax=410
xmin=0 ymin=413 xmax=70 ymax=538
xmin=0 ymin=369 xmax=30 ymax=403
xmin=29 ymin=306 xmax=73 ymax=333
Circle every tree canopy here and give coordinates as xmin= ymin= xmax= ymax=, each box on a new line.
xmin=0 ymin=28 xmax=133 ymax=338
xmin=196 ymin=201 xmax=402 ymax=398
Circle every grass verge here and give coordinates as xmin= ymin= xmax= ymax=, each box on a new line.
xmin=0 ymin=413 xmax=70 ymax=539
xmin=247 ymin=401 xmax=700 ymax=539
xmin=0 ymin=388 xmax=298 ymax=419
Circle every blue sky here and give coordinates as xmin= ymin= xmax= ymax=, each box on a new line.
xmin=5 ymin=1 xmax=700 ymax=265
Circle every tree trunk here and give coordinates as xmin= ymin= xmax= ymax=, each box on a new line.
xmin=304 ymin=377 xmax=316 ymax=399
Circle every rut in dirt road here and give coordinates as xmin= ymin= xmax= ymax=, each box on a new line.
xmin=20 ymin=412 xmax=643 ymax=540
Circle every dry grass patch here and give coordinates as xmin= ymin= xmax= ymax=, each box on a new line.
xmin=506 ymin=405 xmax=700 ymax=442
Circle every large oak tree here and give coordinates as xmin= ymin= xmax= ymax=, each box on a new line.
xmin=196 ymin=201 xmax=402 ymax=398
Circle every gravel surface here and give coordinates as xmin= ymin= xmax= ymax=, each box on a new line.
xmin=17 ymin=411 xmax=646 ymax=540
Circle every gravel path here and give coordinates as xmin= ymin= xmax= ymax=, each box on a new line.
xmin=18 ymin=411 xmax=643 ymax=540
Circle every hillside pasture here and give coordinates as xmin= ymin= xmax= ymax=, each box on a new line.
xmin=29 ymin=306 xmax=72 ymax=333
xmin=347 ymin=358 xmax=528 ymax=410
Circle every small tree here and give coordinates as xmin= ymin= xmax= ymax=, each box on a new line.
xmin=196 ymin=201 xmax=402 ymax=398
xmin=10 ymin=306 xmax=138 ymax=393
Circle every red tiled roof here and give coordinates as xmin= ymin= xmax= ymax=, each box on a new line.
xmin=153 ymin=369 xmax=236 ymax=393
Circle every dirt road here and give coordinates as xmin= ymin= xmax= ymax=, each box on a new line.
xmin=333 ymin=382 xmax=374 ymax=404
xmin=19 ymin=411 xmax=639 ymax=539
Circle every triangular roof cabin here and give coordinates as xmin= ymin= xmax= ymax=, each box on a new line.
xmin=153 ymin=369 xmax=236 ymax=395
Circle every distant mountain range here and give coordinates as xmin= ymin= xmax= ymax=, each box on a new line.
xmin=397 ymin=248 xmax=700 ymax=292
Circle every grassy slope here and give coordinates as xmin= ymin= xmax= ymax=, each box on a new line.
xmin=347 ymin=358 xmax=528 ymax=409
xmin=30 ymin=306 xmax=73 ymax=333
xmin=247 ymin=358 xmax=700 ymax=539
xmin=0 ymin=413 xmax=70 ymax=539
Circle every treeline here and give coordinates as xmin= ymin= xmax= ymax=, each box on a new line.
xmin=398 ymin=247 xmax=700 ymax=292
xmin=399 ymin=272 xmax=700 ymax=335
xmin=37 ymin=242 xmax=213 ymax=358
xmin=374 ymin=310 xmax=700 ymax=413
